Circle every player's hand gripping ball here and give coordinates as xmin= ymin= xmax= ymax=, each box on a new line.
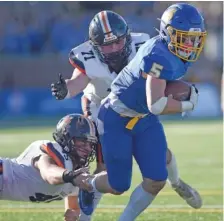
xmin=165 ymin=80 xmax=192 ymax=101
xmin=165 ymin=80 xmax=199 ymax=111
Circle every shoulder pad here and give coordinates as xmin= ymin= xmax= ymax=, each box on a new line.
xmin=69 ymin=49 xmax=86 ymax=74
xmin=40 ymin=142 xmax=72 ymax=170
xmin=131 ymin=32 xmax=150 ymax=53
xmin=131 ymin=32 xmax=150 ymax=41
xmin=69 ymin=41 xmax=95 ymax=74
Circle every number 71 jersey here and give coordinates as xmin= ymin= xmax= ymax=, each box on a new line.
xmin=69 ymin=33 xmax=150 ymax=105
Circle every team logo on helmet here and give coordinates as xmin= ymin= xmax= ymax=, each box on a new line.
xmin=57 ymin=115 xmax=72 ymax=130
xmin=104 ymin=34 xmax=117 ymax=43
xmin=162 ymin=8 xmax=177 ymax=23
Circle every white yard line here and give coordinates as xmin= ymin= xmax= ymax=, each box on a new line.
xmin=0 ymin=204 xmax=222 ymax=209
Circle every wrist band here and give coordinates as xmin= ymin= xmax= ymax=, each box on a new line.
xmin=62 ymin=170 xmax=81 ymax=186
xmin=181 ymin=101 xmax=193 ymax=112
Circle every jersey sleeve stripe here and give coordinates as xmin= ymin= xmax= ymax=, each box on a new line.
xmin=69 ymin=57 xmax=86 ymax=75
xmin=40 ymin=143 xmax=65 ymax=168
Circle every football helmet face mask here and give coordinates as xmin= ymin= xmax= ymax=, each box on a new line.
xmin=89 ymin=10 xmax=132 ymax=73
xmin=53 ymin=114 xmax=98 ymax=167
xmin=159 ymin=3 xmax=207 ymax=62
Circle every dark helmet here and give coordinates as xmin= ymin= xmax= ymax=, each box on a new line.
xmin=53 ymin=114 xmax=98 ymax=167
xmin=89 ymin=10 xmax=132 ymax=73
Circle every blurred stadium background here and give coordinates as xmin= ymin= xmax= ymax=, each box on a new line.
xmin=0 ymin=1 xmax=222 ymax=221
xmin=0 ymin=1 xmax=223 ymax=124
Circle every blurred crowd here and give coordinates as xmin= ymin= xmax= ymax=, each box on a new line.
xmin=0 ymin=1 xmax=222 ymax=86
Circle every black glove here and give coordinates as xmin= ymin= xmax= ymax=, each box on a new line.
xmin=51 ymin=73 xmax=68 ymax=100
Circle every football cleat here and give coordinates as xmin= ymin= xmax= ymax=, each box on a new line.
xmin=78 ymin=190 xmax=95 ymax=216
xmin=172 ymin=179 xmax=202 ymax=209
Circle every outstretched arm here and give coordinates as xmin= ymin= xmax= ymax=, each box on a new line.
xmin=51 ymin=69 xmax=90 ymax=100
xmin=34 ymin=154 xmax=90 ymax=186
xmin=34 ymin=154 xmax=66 ymax=185
xmin=64 ymin=196 xmax=80 ymax=221
xmin=66 ymin=69 xmax=90 ymax=98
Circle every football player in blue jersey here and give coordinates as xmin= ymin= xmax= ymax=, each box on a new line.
xmin=79 ymin=3 xmax=207 ymax=220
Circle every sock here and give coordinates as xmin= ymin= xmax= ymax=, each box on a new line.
xmin=79 ymin=212 xmax=91 ymax=221
xmin=118 ymin=184 xmax=155 ymax=221
xmin=91 ymin=176 xmax=103 ymax=210
xmin=167 ymin=153 xmax=180 ymax=186
xmin=79 ymin=191 xmax=102 ymax=221
xmin=79 ymin=176 xmax=103 ymax=221
xmin=90 ymin=176 xmax=101 ymax=194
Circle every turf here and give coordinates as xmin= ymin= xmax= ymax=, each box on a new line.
xmin=0 ymin=120 xmax=222 ymax=221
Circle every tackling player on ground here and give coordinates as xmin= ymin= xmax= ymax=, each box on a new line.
xmin=0 ymin=113 xmax=97 ymax=221
xmin=79 ymin=3 xmax=207 ymax=220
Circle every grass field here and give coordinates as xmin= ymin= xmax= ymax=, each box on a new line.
xmin=0 ymin=120 xmax=222 ymax=221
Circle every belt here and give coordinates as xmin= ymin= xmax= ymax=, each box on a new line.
xmin=107 ymin=93 xmax=148 ymax=130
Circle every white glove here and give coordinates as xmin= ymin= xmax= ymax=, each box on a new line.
xmin=181 ymin=85 xmax=199 ymax=112
xmin=189 ymin=85 xmax=199 ymax=108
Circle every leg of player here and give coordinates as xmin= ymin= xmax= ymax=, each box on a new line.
xmin=79 ymin=169 xmax=127 ymax=217
xmin=93 ymin=142 xmax=106 ymax=174
xmin=79 ymin=188 xmax=103 ymax=221
xmin=79 ymin=111 xmax=133 ymax=216
xmin=166 ymin=148 xmax=202 ymax=209
xmin=118 ymin=179 xmax=165 ymax=221
xmin=166 ymin=148 xmax=180 ymax=185
xmin=118 ymin=120 xmax=167 ymax=221
xmin=79 ymin=143 xmax=105 ymax=220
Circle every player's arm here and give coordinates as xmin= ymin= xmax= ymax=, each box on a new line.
xmin=66 ymin=68 xmax=90 ymax=98
xmin=63 ymin=196 xmax=80 ymax=221
xmin=51 ymin=69 xmax=90 ymax=100
xmin=64 ymin=196 xmax=80 ymax=211
xmin=146 ymin=75 xmax=182 ymax=114
xmin=64 ymin=196 xmax=80 ymax=221
xmin=146 ymin=74 xmax=198 ymax=115
xmin=81 ymin=94 xmax=92 ymax=117
xmin=51 ymin=48 xmax=91 ymax=100
xmin=34 ymin=153 xmax=90 ymax=186
xmin=34 ymin=154 xmax=66 ymax=185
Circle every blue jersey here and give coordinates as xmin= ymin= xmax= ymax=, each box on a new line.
xmin=111 ymin=35 xmax=191 ymax=115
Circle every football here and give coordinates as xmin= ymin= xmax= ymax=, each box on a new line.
xmin=165 ymin=80 xmax=191 ymax=101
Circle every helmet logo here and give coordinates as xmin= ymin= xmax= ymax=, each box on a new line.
xmin=98 ymin=11 xmax=118 ymax=44
xmin=104 ymin=34 xmax=117 ymax=43
xmin=162 ymin=8 xmax=177 ymax=23
xmin=57 ymin=115 xmax=72 ymax=129
xmin=75 ymin=116 xmax=88 ymax=134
